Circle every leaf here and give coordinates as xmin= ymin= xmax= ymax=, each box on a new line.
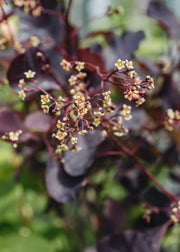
xmin=0 ymin=107 xmax=40 ymax=144
xmin=76 ymin=48 xmax=106 ymax=73
xmin=7 ymin=48 xmax=60 ymax=99
xmin=136 ymin=57 xmax=160 ymax=76
xmin=0 ymin=107 xmax=27 ymax=135
xmin=143 ymin=223 xmax=169 ymax=249
xmin=64 ymin=131 xmax=104 ymax=177
xmin=123 ymin=109 xmax=147 ymax=131
xmin=103 ymin=31 xmax=144 ymax=71
xmin=45 ymin=157 xmax=85 ymax=203
xmin=97 ymin=231 xmax=159 ymax=252
xmin=24 ymin=111 xmax=54 ymax=133
xmin=147 ymin=1 xmax=180 ymax=40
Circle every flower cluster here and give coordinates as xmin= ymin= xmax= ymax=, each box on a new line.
xmin=165 ymin=108 xmax=180 ymax=131
xmin=13 ymin=0 xmax=42 ymax=17
xmin=1 ymin=130 xmax=22 ymax=148
xmin=18 ymin=70 xmax=36 ymax=100
xmin=113 ymin=59 xmax=155 ymax=106
xmin=17 ymin=58 xmax=150 ymax=158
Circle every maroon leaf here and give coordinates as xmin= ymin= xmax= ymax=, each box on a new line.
xmin=0 ymin=107 xmax=40 ymax=143
xmin=24 ymin=110 xmax=54 ymax=133
xmin=143 ymin=224 xmax=169 ymax=248
xmin=7 ymin=48 xmax=60 ymax=98
xmin=136 ymin=57 xmax=160 ymax=76
xmin=97 ymin=231 xmax=159 ymax=252
xmin=76 ymin=48 xmax=106 ymax=73
xmin=147 ymin=1 xmax=180 ymax=39
xmin=103 ymin=31 xmax=144 ymax=71
xmin=45 ymin=157 xmax=85 ymax=203
xmin=0 ymin=107 xmax=27 ymax=135
xmin=64 ymin=131 xmax=104 ymax=177
xmin=123 ymin=109 xmax=147 ymax=130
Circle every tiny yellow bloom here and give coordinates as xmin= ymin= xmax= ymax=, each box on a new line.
xmin=56 ymin=120 xmax=65 ymax=130
xmin=71 ymin=137 xmax=78 ymax=144
xmin=24 ymin=70 xmax=36 ymax=79
xmin=41 ymin=95 xmax=50 ymax=104
xmin=76 ymin=61 xmax=85 ymax=72
xmin=115 ymin=59 xmax=125 ymax=70
xmin=18 ymin=79 xmax=26 ymax=88
xmin=30 ymin=36 xmax=40 ymax=47
xmin=56 ymin=131 xmax=67 ymax=140
xmin=60 ymin=59 xmax=71 ymax=71
xmin=68 ymin=75 xmax=77 ymax=86
xmin=18 ymin=90 xmax=26 ymax=100
xmin=41 ymin=105 xmax=49 ymax=113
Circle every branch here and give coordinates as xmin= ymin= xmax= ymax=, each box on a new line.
xmin=106 ymin=131 xmax=180 ymax=202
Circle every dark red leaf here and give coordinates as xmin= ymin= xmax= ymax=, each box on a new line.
xmin=76 ymin=48 xmax=106 ymax=73
xmin=136 ymin=57 xmax=160 ymax=76
xmin=147 ymin=1 xmax=180 ymax=39
xmin=7 ymin=48 xmax=60 ymax=98
xmin=97 ymin=231 xmax=159 ymax=252
xmin=45 ymin=157 xmax=85 ymax=203
xmin=0 ymin=107 xmax=39 ymax=143
xmin=143 ymin=224 xmax=169 ymax=248
xmin=24 ymin=110 xmax=54 ymax=133
xmin=64 ymin=131 xmax=104 ymax=177
xmin=0 ymin=107 xmax=27 ymax=135
xmin=103 ymin=31 xmax=144 ymax=71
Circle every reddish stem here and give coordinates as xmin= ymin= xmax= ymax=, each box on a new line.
xmin=106 ymin=131 xmax=180 ymax=202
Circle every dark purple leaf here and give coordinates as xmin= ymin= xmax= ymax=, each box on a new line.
xmin=136 ymin=57 xmax=160 ymax=76
xmin=104 ymin=199 xmax=124 ymax=232
xmin=143 ymin=187 xmax=170 ymax=207
xmin=24 ymin=110 xmax=54 ymax=133
xmin=0 ymin=107 xmax=40 ymax=143
xmin=40 ymin=0 xmax=58 ymax=9
xmin=7 ymin=48 xmax=60 ymax=98
xmin=45 ymin=157 xmax=85 ymax=203
xmin=147 ymin=1 xmax=180 ymax=39
xmin=143 ymin=224 xmax=169 ymax=248
xmin=97 ymin=231 xmax=159 ymax=252
xmin=0 ymin=107 xmax=27 ymax=135
xmin=103 ymin=31 xmax=144 ymax=71
xmin=15 ymin=6 xmax=64 ymax=44
xmin=123 ymin=109 xmax=147 ymax=130
xmin=76 ymin=48 xmax=106 ymax=73
xmin=64 ymin=131 xmax=104 ymax=177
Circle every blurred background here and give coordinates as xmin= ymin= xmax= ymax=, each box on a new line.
xmin=0 ymin=0 xmax=180 ymax=251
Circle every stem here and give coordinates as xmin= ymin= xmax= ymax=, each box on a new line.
xmin=42 ymin=9 xmax=65 ymax=19
xmin=107 ymin=131 xmax=180 ymax=202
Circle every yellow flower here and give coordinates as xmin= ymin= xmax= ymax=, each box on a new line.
xmin=24 ymin=70 xmax=36 ymax=79
xmin=60 ymin=59 xmax=71 ymax=71
xmin=56 ymin=131 xmax=67 ymax=140
xmin=71 ymin=137 xmax=78 ymax=144
xmin=68 ymin=75 xmax=77 ymax=86
xmin=41 ymin=105 xmax=49 ymax=113
xmin=76 ymin=61 xmax=85 ymax=72
xmin=30 ymin=36 xmax=40 ymax=47
xmin=77 ymin=72 xmax=87 ymax=79
xmin=167 ymin=109 xmax=175 ymax=119
xmin=56 ymin=120 xmax=65 ymax=130
xmin=18 ymin=79 xmax=26 ymax=88
xmin=18 ymin=90 xmax=26 ymax=100
xmin=125 ymin=60 xmax=133 ymax=70
xmin=79 ymin=130 xmax=88 ymax=135
xmin=115 ymin=59 xmax=125 ymax=70
xmin=93 ymin=118 xmax=101 ymax=127
xmin=41 ymin=95 xmax=50 ymax=104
